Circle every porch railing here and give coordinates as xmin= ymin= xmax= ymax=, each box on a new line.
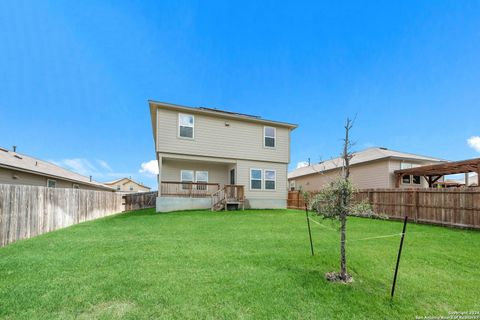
xmin=225 ymin=185 xmax=245 ymax=201
xmin=160 ymin=181 xmax=220 ymax=198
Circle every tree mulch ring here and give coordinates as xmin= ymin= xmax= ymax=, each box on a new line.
xmin=325 ymin=272 xmax=354 ymax=284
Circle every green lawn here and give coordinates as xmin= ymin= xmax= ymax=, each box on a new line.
xmin=0 ymin=209 xmax=479 ymax=319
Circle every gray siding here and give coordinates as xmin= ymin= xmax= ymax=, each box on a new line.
xmin=0 ymin=167 xmax=109 ymax=191
xmin=156 ymin=108 xmax=290 ymax=163
xmin=161 ymin=160 xmax=230 ymax=185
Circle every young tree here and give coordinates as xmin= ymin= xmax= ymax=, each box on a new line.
xmin=310 ymin=117 xmax=355 ymax=282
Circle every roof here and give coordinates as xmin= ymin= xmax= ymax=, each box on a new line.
xmin=288 ymin=147 xmax=446 ymax=179
xmin=103 ymin=177 xmax=151 ymax=189
xmin=149 ymin=100 xmax=298 ymax=144
xmin=0 ymin=147 xmax=115 ymax=191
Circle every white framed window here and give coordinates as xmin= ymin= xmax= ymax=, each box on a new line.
xmin=73 ymin=184 xmax=80 ymax=189
xmin=402 ymin=175 xmax=411 ymax=184
xmin=264 ymin=169 xmax=276 ymax=190
xmin=195 ymin=171 xmax=208 ymax=190
xmin=181 ymin=170 xmax=194 ymax=190
xmin=129 ymin=186 xmax=134 ymax=191
xmin=264 ymin=126 xmax=276 ymax=148
xmin=250 ymin=169 xmax=262 ymax=190
xmin=47 ymin=179 xmax=56 ymax=188
xmin=412 ymin=175 xmax=421 ymax=185
xmin=289 ymin=180 xmax=296 ymax=191
xmin=178 ymin=113 xmax=194 ymax=139
xmin=117 ymin=185 xmax=121 ymax=191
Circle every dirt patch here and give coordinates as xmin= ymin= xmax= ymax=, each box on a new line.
xmin=78 ymin=301 xmax=136 ymax=319
xmin=325 ymin=271 xmax=354 ymax=284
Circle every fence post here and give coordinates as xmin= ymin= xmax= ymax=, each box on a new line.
xmin=413 ymin=190 xmax=419 ymax=223
xmin=391 ymin=215 xmax=408 ymax=300
xmin=305 ymin=203 xmax=314 ymax=256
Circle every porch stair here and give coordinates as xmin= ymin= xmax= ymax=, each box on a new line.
xmin=211 ymin=185 xmax=245 ymax=211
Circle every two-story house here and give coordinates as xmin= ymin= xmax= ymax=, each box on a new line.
xmin=149 ymin=101 xmax=297 ymax=212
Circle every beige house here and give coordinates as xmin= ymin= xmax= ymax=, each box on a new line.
xmin=104 ymin=177 xmax=151 ymax=193
xmin=149 ymin=100 xmax=297 ymax=212
xmin=288 ymin=147 xmax=445 ymax=191
xmin=0 ymin=147 xmax=114 ymax=191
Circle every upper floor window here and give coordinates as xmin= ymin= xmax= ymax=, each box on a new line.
xmin=179 ymin=114 xmax=194 ymax=139
xmin=73 ymin=184 xmax=80 ymax=189
xmin=47 ymin=179 xmax=56 ymax=188
xmin=264 ymin=126 xmax=276 ymax=148
xmin=117 ymin=185 xmax=121 ymax=191
xmin=129 ymin=186 xmax=134 ymax=191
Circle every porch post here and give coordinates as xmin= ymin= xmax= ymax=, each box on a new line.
xmin=157 ymin=155 xmax=162 ymax=196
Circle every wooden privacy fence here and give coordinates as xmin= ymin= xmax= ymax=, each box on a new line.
xmin=288 ymin=189 xmax=480 ymax=229
xmin=123 ymin=191 xmax=158 ymax=211
xmin=0 ymin=184 xmax=124 ymax=247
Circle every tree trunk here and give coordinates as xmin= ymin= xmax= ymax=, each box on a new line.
xmin=340 ymin=210 xmax=347 ymax=280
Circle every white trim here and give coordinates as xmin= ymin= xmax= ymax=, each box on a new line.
xmin=178 ymin=113 xmax=195 ymax=139
xmin=401 ymin=175 xmax=411 ymax=185
xmin=47 ymin=179 xmax=57 ymax=188
xmin=250 ymin=168 xmax=263 ymax=190
xmin=180 ymin=170 xmax=194 ymax=182
xmin=263 ymin=126 xmax=276 ymax=148
xmin=195 ymin=171 xmax=209 ymax=183
xmin=264 ymin=169 xmax=276 ymax=190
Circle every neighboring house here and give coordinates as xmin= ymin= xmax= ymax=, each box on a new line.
xmin=104 ymin=177 xmax=151 ymax=193
xmin=288 ymin=147 xmax=445 ymax=191
xmin=149 ymin=100 xmax=297 ymax=212
xmin=437 ymin=173 xmax=478 ymax=188
xmin=0 ymin=146 xmax=114 ymax=191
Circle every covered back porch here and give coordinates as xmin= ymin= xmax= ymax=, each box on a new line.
xmin=157 ymin=155 xmax=245 ymax=211
xmin=394 ymin=158 xmax=480 ymax=188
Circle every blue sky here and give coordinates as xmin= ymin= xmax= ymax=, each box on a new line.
xmin=1 ymin=1 xmax=480 ymax=189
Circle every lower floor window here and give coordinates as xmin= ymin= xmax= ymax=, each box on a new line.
xmin=181 ymin=170 xmax=194 ymax=190
xmin=265 ymin=170 xmax=276 ymax=190
xmin=412 ymin=175 xmax=421 ymax=185
xmin=47 ymin=179 xmax=56 ymax=188
xmin=250 ymin=168 xmax=276 ymax=190
xmin=402 ymin=175 xmax=411 ymax=184
xmin=73 ymin=184 xmax=80 ymax=189
xmin=250 ymin=169 xmax=262 ymax=189
xmin=195 ymin=171 xmax=208 ymax=190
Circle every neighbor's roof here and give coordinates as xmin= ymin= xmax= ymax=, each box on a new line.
xmin=0 ymin=147 xmax=114 ymax=190
xmin=149 ymin=100 xmax=298 ymax=143
xmin=288 ymin=147 xmax=446 ymax=179
xmin=103 ymin=177 xmax=151 ymax=189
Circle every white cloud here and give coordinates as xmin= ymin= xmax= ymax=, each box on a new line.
xmin=296 ymin=161 xmax=309 ymax=169
xmin=467 ymin=136 xmax=480 ymax=152
xmin=97 ymin=160 xmax=112 ymax=171
xmin=139 ymin=160 xmax=159 ymax=175
xmin=52 ymin=158 xmax=97 ymax=176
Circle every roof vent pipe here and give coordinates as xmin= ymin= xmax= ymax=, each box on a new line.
xmin=13 ymin=146 xmax=16 ymax=152
xmin=89 ymin=175 xmax=92 ymax=182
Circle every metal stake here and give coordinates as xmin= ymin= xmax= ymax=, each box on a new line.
xmin=305 ymin=203 xmax=314 ymax=256
xmin=391 ymin=215 xmax=408 ymax=300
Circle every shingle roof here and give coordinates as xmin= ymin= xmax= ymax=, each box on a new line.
xmin=0 ymin=147 xmax=114 ymax=190
xmin=103 ymin=177 xmax=151 ymax=189
xmin=288 ymin=147 xmax=446 ymax=179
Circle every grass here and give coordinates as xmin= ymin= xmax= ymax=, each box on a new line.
xmin=0 ymin=209 xmax=479 ymax=319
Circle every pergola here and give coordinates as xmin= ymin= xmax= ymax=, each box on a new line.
xmin=394 ymin=158 xmax=480 ymax=188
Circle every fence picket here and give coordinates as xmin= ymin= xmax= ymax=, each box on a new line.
xmin=288 ymin=188 xmax=480 ymax=229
